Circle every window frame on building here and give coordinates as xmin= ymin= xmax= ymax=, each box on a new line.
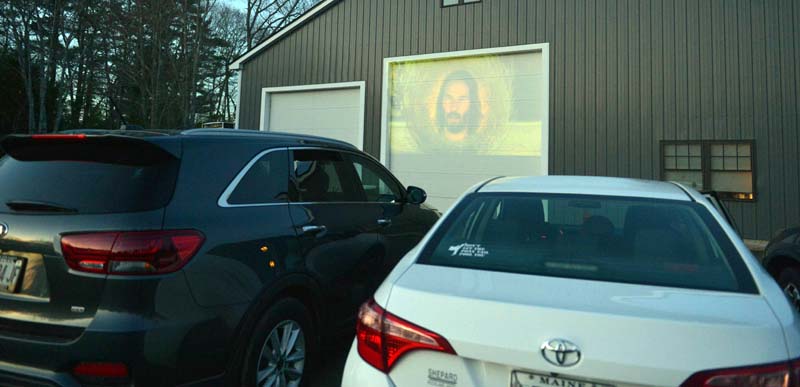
xmin=442 ymin=0 xmax=481 ymax=8
xmin=660 ymin=140 xmax=756 ymax=202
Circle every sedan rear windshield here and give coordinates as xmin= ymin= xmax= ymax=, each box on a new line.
xmin=418 ymin=193 xmax=757 ymax=294
xmin=0 ymin=156 xmax=179 ymax=214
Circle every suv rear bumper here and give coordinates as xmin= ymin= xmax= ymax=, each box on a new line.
xmin=0 ymin=314 xmax=236 ymax=386
xmin=0 ymin=283 xmax=249 ymax=387
xmin=0 ymin=361 xmax=74 ymax=387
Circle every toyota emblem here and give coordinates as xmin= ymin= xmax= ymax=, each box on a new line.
xmin=0 ymin=223 xmax=8 ymax=238
xmin=541 ymin=339 xmax=581 ymax=367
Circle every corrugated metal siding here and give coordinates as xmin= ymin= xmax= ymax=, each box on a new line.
xmin=238 ymin=0 xmax=800 ymax=240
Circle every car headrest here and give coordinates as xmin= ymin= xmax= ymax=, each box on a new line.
xmin=624 ymin=205 xmax=672 ymax=239
xmin=632 ymin=228 xmax=684 ymax=261
xmin=297 ymin=162 xmax=329 ymax=201
xmin=501 ymin=198 xmax=545 ymax=225
xmin=582 ymin=215 xmax=614 ymax=236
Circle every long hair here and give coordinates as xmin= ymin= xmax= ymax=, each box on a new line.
xmin=436 ymin=70 xmax=481 ymax=132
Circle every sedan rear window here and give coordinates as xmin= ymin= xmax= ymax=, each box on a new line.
xmin=0 ymin=156 xmax=179 ymax=214
xmin=419 ymin=193 xmax=757 ymax=294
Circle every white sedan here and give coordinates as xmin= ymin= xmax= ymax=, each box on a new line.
xmin=341 ymin=176 xmax=800 ymax=387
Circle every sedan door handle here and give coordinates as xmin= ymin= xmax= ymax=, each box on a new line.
xmin=377 ymin=218 xmax=392 ymax=227
xmin=300 ymin=225 xmax=327 ymax=235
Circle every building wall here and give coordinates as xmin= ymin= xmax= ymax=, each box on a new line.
xmin=238 ymin=0 xmax=800 ymax=240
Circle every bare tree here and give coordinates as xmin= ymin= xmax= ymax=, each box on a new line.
xmin=1 ymin=0 xmax=39 ymax=132
xmin=205 ymin=4 xmax=245 ymax=122
xmin=245 ymin=0 xmax=314 ymax=49
xmin=0 ymin=0 xmax=311 ymax=132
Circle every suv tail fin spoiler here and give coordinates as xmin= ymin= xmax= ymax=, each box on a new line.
xmin=1 ymin=134 xmax=179 ymax=165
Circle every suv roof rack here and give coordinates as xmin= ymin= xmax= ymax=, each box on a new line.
xmin=180 ymin=129 xmax=357 ymax=149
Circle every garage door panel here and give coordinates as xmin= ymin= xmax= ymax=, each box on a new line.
xmin=309 ymin=89 xmax=360 ymax=109
xmin=270 ymin=92 xmax=310 ymax=107
xmin=270 ymin=108 xmax=360 ymax=131
xmin=385 ymin=49 xmax=548 ymax=213
xmin=391 ymin=155 xmax=544 ymax=176
xmin=311 ymin=89 xmax=360 ymax=108
xmin=311 ymin=106 xmax=359 ymax=122
xmin=270 ymin=109 xmax=315 ymax=130
xmin=264 ymin=85 xmax=363 ymax=149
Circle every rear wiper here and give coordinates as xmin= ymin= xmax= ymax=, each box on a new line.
xmin=5 ymin=200 xmax=78 ymax=213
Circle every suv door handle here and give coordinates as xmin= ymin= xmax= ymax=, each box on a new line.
xmin=300 ymin=225 xmax=327 ymax=235
xmin=377 ymin=218 xmax=392 ymax=227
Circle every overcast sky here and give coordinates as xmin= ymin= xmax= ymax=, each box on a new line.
xmin=224 ymin=0 xmax=246 ymax=11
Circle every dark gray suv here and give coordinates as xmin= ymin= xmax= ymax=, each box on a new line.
xmin=0 ymin=129 xmax=438 ymax=387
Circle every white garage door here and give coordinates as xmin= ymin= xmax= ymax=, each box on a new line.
xmin=383 ymin=46 xmax=549 ymax=212
xmin=261 ymin=83 xmax=364 ymax=149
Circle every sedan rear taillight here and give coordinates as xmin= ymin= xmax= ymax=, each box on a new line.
xmin=682 ymin=358 xmax=800 ymax=387
xmin=356 ymin=298 xmax=455 ymax=373
xmin=61 ymin=230 xmax=204 ymax=275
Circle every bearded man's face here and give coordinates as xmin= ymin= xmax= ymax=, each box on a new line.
xmin=441 ymin=80 xmax=472 ymax=135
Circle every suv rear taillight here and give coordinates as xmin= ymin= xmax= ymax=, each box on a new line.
xmin=682 ymin=358 xmax=800 ymax=387
xmin=61 ymin=230 xmax=204 ymax=275
xmin=31 ymin=134 xmax=86 ymax=140
xmin=356 ymin=298 xmax=455 ymax=373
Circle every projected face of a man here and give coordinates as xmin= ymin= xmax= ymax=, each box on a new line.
xmin=440 ymin=79 xmax=475 ymax=141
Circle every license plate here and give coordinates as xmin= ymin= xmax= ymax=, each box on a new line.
xmin=0 ymin=256 xmax=25 ymax=293
xmin=511 ymin=371 xmax=615 ymax=387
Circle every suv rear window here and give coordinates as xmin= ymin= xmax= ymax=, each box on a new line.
xmin=419 ymin=193 xmax=757 ymax=294
xmin=0 ymin=156 xmax=179 ymax=214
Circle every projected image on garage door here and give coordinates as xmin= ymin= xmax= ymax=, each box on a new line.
xmin=389 ymin=52 xmax=546 ymax=156
xmin=386 ymin=49 xmax=548 ymax=210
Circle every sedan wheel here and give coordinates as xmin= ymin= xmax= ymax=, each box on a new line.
xmin=257 ymin=320 xmax=306 ymax=387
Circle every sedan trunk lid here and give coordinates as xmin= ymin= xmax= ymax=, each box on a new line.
xmin=384 ymin=264 xmax=788 ymax=387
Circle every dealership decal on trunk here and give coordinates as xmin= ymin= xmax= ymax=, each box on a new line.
xmin=428 ymin=368 xmax=458 ymax=386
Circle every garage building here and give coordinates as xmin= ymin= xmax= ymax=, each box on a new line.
xmin=230 ymin=0 xmax=800 ymax=242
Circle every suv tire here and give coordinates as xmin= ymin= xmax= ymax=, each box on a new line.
xmin=241 ymin=298 xmax=316 ymax=387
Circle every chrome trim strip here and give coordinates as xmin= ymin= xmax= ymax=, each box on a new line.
xmin=217 ymin=147 xmax=288 ymax=208
xmin=218 ymin=146 xmax=407 ymax=208
xmin=289 ymin=201 xmax=399 ymax=206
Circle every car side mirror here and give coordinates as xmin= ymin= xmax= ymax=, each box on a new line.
xmin=406 ymin=186 xmax=427 ymax=205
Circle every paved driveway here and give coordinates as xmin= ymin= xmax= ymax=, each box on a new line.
xmin=306 ymin=337 xmax=351 ymax=387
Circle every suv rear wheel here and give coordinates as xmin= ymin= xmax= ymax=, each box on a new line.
xmin=778 ymin=266 xmax=800 ymax=311
xmin=242 ymin=298 xmax=316 ymax=387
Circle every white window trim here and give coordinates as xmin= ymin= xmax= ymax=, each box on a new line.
xmin=259 ymin=81 xmax=367 ymax=150
xmin=234 ymin=69 xmax=242 ymax=129
xmin=379 ymin=43 xmax=550 ymax=172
